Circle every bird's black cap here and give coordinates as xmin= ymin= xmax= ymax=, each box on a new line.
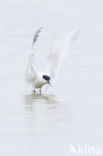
xmin=43 ymin=75 xmax=50 ymax=81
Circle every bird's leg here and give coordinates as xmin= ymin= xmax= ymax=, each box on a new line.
xmin=33 ymin=89 xmax=35 ymax=94
xmin=39 ymin=88 xmax=41 ymax=94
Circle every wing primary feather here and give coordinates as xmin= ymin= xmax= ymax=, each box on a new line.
xmin=47 ymin=30 xmax=80 ymax=79
xmin=25 ymin=27 xmax=43 ymax=84
xmin=32 ymin=27 xmax=43 ymax=47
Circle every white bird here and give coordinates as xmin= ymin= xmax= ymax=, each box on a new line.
xmin=25 ymin=27 xmax=79 ymax=93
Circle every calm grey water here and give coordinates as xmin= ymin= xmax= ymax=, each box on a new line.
xmin=0 ymin=0 xmax=103 ymax=155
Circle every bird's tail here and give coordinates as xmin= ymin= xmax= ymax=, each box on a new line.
xmin=32 ymin=27 xmax=43 ymax=48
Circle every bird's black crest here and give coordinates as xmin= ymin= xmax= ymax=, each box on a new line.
xmin=43 ymin=75 xmax=50 ymax=81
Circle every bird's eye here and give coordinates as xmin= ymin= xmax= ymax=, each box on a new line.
xmin=43 ymin=75 xmax=50 ymax=81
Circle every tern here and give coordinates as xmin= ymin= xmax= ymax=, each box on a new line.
xmin=25 ymin=27 xmax=79 ymax=93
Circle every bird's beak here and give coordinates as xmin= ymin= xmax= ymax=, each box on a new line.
xmin=47 ymin=81 xmax=51 ymax=85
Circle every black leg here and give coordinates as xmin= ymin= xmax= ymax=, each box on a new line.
xmin=33 ymin=90 xmax=35 ymax=94
xmin=39 ymin=88 xmax=41 ymax=94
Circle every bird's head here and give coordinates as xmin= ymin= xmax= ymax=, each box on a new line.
xmin=42 ymin=75 xmax=51 ymax=85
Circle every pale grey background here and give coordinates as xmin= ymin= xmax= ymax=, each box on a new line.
xmin=0 ymin=0 xmax=103 ymax=155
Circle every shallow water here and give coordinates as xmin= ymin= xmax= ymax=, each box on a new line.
xmin=0 ymin=0 xmax=103 ymax=155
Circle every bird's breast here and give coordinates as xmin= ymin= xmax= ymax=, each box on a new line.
xmin=34 ymin=79 xmax=46 ymax=88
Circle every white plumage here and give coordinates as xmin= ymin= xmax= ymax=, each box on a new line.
xmin=25 ymin=28 xmax=79 ymax=93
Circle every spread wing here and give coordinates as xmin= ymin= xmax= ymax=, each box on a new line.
xmin=25 ymin=27 xmax=43 ymax=84
xmin=47 ymin=30 xmax=79 ymax=79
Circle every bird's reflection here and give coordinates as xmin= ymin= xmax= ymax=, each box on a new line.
xmin=24 ymin=93 xmax=58 ymax=112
